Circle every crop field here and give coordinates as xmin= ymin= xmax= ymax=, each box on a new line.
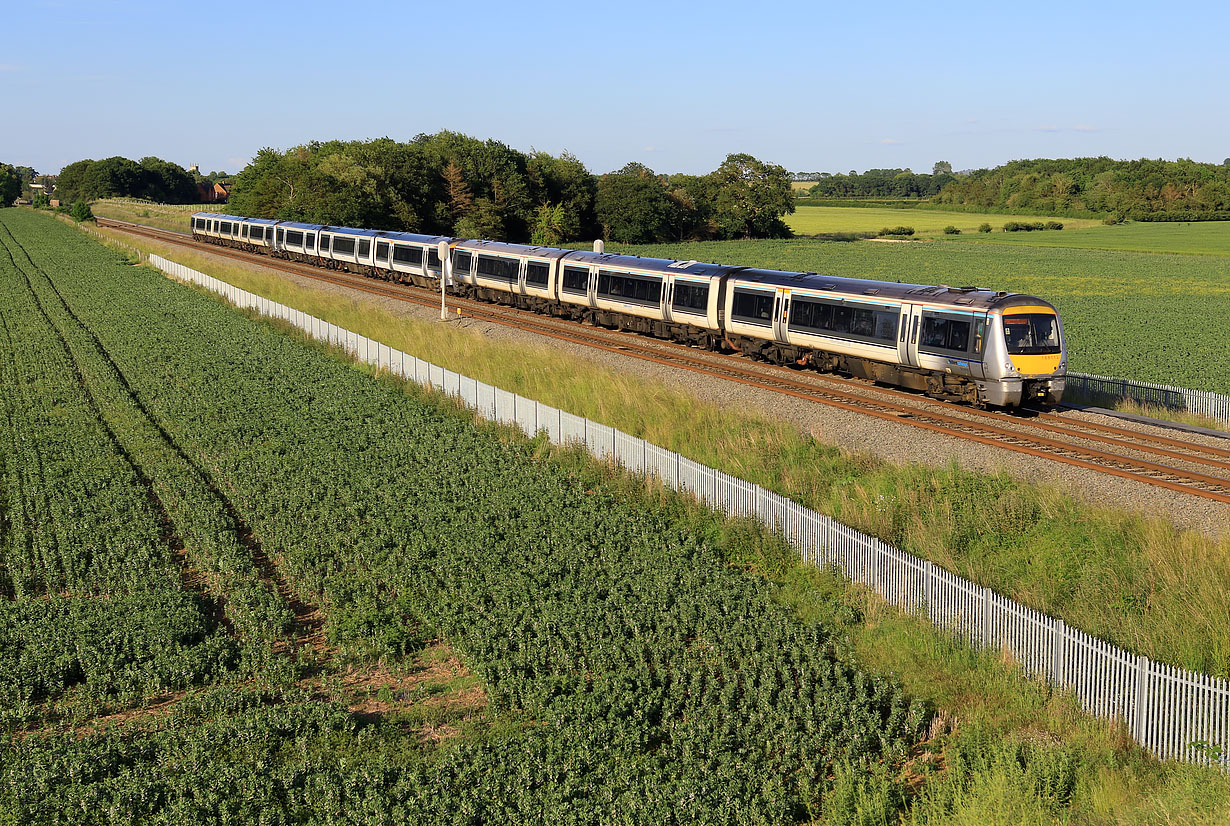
xmin=618 ymin=237 xmax=1230 ymax=395
xmin=786 ymin=204 xmax=1103 ymax=237
xmin=959 ymin=218 xmax=1230 ymax=256
xmin=0 ymin=209 xmax=935 ymax=821
xmin=11 ymin=210 xmax=1230 ymax=821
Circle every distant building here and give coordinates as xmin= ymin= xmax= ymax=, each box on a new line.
xmin=196 ymin=181 xmax=230 ymax=203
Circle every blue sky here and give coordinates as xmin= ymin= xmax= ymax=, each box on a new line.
xmin=4 ymin=0 xmax=1228 ymax=177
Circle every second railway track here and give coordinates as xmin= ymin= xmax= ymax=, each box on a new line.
xmin=99 ymin=217 xmax=1230 ymax=505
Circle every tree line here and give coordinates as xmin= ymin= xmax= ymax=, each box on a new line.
xmin=930 ymin=157 xmax=1230 ymax=221
xmin=229 ymin=133 xmax=795 ymax=244
xmin=800 ymin=163 xmax=956 ymax=199
xmin=53 ymin=156 xmax=204 ymax=204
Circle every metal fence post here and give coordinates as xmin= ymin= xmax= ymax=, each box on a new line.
xmin=1051 ymin=619 xmax=1067 ymax=685
xmin=1134 ymin=655 xmax=1151 ymax=744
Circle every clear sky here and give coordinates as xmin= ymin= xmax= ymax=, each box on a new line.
xmin=4 ymin=0 xmax=1228 ymax=177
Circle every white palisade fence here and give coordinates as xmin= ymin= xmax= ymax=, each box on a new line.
xmin=152 ymin=253 xmax=1230 ymax=768
xmin=1067 ymin=372 xmax=1230 ymax=426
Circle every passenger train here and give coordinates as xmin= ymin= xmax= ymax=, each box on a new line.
xmin=191 ymin=212 xmax=1066 ymax=407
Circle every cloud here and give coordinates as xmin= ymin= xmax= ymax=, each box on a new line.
xmin=879 ymin=138 xmax=903 ymax=145
xmin=642 ymin=146 xmax=656 ymax=152
xmin=1035 ymin=125 xmax=1062 ymax=133
xmin=0 ymin=64 xmax=23 ymax=72
xmin=1073 ymin=124 xmax=1098 ymax=132
xmin=226 ymin=157 xmax=250 ymax=169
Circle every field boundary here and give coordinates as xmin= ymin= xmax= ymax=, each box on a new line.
xmin=1067 ymin=372 xmax=1230 ymax=426
xmin=149 ymin=252 xmax=1230 ymax=768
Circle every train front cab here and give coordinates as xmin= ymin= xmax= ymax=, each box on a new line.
xmin=982 ymin=302 xmax=1066 ymax=406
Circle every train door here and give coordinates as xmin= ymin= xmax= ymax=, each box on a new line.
xmin=772 ymin=289 xmax=791 ymax=343
xmin=899 ymin=304 xmax=923 ymax=367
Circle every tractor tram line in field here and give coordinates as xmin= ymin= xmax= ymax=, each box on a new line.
xmin=98 ymin=218 xmax=1230 ymax=506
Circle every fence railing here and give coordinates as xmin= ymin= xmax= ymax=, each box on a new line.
xmin=150 ymin=253 xmax=1230 ymax=767
xmin=1067 ymin=371 xmax=1230 ymax=426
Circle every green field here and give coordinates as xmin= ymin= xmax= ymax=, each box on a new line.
xmin=615 ymin=236 xmax=1230 ymax=395
xmin=38 ymin=209 xmax=1230 ymax=821
xmin=960 ymin=218 xmax=1230 ymax=256
xmin=786 ymin=204 xmax=1103 ymax=237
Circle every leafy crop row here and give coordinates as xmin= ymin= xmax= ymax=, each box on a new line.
xmin=0 ymin=209 xmax=928 ymax=822
xmin=0 ymin=223 xmax=231 ymax=715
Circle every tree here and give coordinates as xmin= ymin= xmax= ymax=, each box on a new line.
xmin=933 ymin=160 xmax=953 ymax=175
xmin=707 ymin=153 xmax=794 ymax=239
xmin=595 ymin=162 xmax=672 ymax=243
xmin=0 ymin=164 xmax=21 ymax=206
xmin=442 ymin=161 xmax=473 ymax=219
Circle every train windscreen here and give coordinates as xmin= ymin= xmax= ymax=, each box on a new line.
xmin=1003 ymin=314 xmax=1060 ymax=355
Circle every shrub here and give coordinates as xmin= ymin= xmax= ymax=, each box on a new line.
xmin=31 ymin=191 xmax=51 ymax=210
xmin=978 ymin=223 xmax=992 ymax=233
xmin=1046 ymin=221 xmax=1064 ymax=231
xmin=1103 ymin=213 xmax=1123 ymax=225
xmin=878 ymin=226 xmax=915 ymax=237
xmin=943 ymin=225 xmax=961 ymax=235
xmin=69 ymin=201 xmax=95 ymax=223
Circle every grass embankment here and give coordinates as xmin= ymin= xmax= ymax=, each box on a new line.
xmin=92 ymin=222 xmax=1230 ymax=678
xmin=786 ymin=204 xmax=1103 ymax=238
xmin=89 ymin=198 xmax=199 ymax=234
xmin=71 ymin=215 xmax=1230 ymax=822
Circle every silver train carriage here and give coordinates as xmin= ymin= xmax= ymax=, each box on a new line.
xmin=192 ymin=211 xmax=1065 ymax=407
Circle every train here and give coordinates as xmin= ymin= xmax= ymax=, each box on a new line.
xmin=191 ymin=211 xmax=1066 ymax=407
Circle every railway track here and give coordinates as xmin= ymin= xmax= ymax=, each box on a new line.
xmin=98 ymin=217 xmax=1230 ymax=505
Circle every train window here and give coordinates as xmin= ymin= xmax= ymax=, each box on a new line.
xmin=376 ymin=241 xmax=389 ymax=261
xmin=220 ymin=221 xmax=231 ymax=234
xmin=526 ymin=261 xmax=549 ymax=287
xmin=973 ymin=319 xmax=986 ymax=353
xmin=731 ymin=289 xmax=774 ymax=326
xmin=285 ymin=230 xmax=304 ymax=247
xmin=873 ymin=310 xmax=898 ymax=341
xmin=242 ymin=225 xmax=249 ymax=238
xmin=453 ymin=250 xmax=472 ymax=274
xmin=276 ymin=228 xmax=284 ymax=244
xmin=597 ymin=271 xmax=662 ymax=305
xmin=332 ymin=237 xmax=356 ymax=256
xmin=427 ymin=248 xmax=441 ymax=271
xmin=393 ymin=244 xmax=423 ymax=265
xmin=320 ymin=234 xmax=330 ymax=251
xmin=672 ymin=280 xmax=709 ymax=313
xmin=303 ymin=233 xmax=314 ymax=249
xmin=476 ymin=255 xmax=519 ymax=281
xmin=921 ymin=316 xmax=972 ymax=352
xmin=562 ymin=266 xmax=588 ymax=295
xmin=358 ymin=240 xmax=371 ymax=258
xmin=789 ymin=297 xmax=834 ymax=332
xmin=1003 ymin=314 xmax=1061 ymax=355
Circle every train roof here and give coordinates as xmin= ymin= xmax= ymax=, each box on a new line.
xmin=321 ymin=225 xmax=382 ymax=237
xmin=731 ymin=269 xmax=1044 ymax=311
xmin=383 ymin=230 xmax=452 ymax=245
xmin=280 ymin=221 xmax=327 ymax=232
xmin=454 ymin=238 xmax=576 ymax=261
xmin=560 ymin=250 xmax=737 ymax=278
